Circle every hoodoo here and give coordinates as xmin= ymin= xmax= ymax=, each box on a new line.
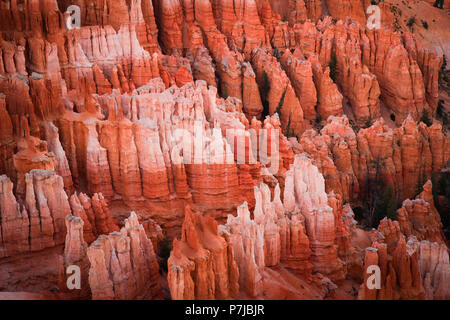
xmin=0 ymin=0 xmax=448 ymax=302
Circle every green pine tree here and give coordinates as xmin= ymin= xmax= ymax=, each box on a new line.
xmin=329 ymin=52 xmax=337 ymax=82
xmin=420 ymin=109 xmax=432 ymax=126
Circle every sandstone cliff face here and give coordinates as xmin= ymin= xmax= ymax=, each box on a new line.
xmin=43 ymin=122 xmax=74 ymax=195
xmin=71 ymin=192 xmax=120 ymax=243
xmin=168 ymin=206 xmax=239 ymax=300
xmin=358 ymin=178 xmax=449 ymax=300
xmin=358 ymin=233 xmax=450 ymax=300
xmin=87 ymin=212 xmax=161 ymax=300
xmin=397 ymin=180 xmax=446 ymax=245
xmin=325 ymin=0 xmax=366 ymax=25
xmin=0 ymin=174 xmax=30 ymax=258
xmin=298 ymin=115 xmax=450 ymax=203
xmin=416 ymin=239 xmax=450 ymax=300
xmin=358 ymin=237 xmax=426 ymax=300
xmin=180 ymin=152 xmax=362 ymax=299
xmin=310 ymin=55 xmax=344 ymax=121
xmin=257 ymin=17 xmax=442 ymax=126
xmin=58 ymin=210 xmax=161 ymax=299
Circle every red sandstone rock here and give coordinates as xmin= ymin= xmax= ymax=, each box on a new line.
xmin=168 ymin=206 xmax=239 ymax=299
xmin=0 ymin=175 xmax=29 ymax=257
xmin=310 ymin=55 xmax=343 ymax=121
xmin=358 ymin=236 xmax=426 ymax=300
xmin=61 ymin=214 xmax=90 ymax=298
xmin=325 ymin=0 xmax=366 ymax=25
xmin=415 ymin=239 xmax=450 ymax=300
xmin=139 ymin=217 xmax=165 ymax=253
xmin=223 ymin=201 xmax=265 ymax=297
xmin=43 ymin=122 xmax=74 ymax=195
xmin=335 ymin=35 xmax=381 ymax=125
xmin=69 ymin=193 xmax=96 ymax=244
xmin=13 ymin=128 xmax=56 ymax=197
xmin=362 ymin=28 xmax=427 ymax=124
xmin=0 ymin=170 xmax=72 ymax=257
xmin=284 ymin=154 xmax=346 ymax=281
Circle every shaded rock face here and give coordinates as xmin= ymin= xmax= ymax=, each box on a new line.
xmin=87 ymin=212 xmax=161 ymax=300
xmin=70 ymin=192 xmax=120 ymax=244
xmin=0 ymin=0 xmax=448 ymax=301
xmin=0 ymin=170 xmax=69 ymax=257
xmin=298 ymin=115 xmax=449 ymax=203
xmin=168 ymin=153 xmax=361 ymax=299
xmin=396 ymin=180 xmax=446 ymax=245
xmin=167 ymin=206 xmax=239 ymax=300
xmin=282 ymin=155 xmax=346 ymax=281
xmin=59 ymin=211 xmax=161 ymax=300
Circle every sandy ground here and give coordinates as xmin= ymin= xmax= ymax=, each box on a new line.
xmin=387 ymin=0 xmax=450 ymax=67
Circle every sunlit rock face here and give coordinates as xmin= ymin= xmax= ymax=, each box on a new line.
xmin=0 ymin=0 xmax=448 ymax=301
xmin=167 ymin=206 xmax=239 ymax=300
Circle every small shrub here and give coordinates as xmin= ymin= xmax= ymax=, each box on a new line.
xmin=437 ymin=100 xmax=448 ymax=129
xmin=434 ymin=0 xmax=444 ymax=9
xmin=442 ymin=113 xmax=448 ymax=128
xmin=353 ymin=207 xmax=365 ymax=223
xmin=390 ymin=113 xmax=396 ymax=122
xmin=422 ymin=20 xmax=428 ymax=29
